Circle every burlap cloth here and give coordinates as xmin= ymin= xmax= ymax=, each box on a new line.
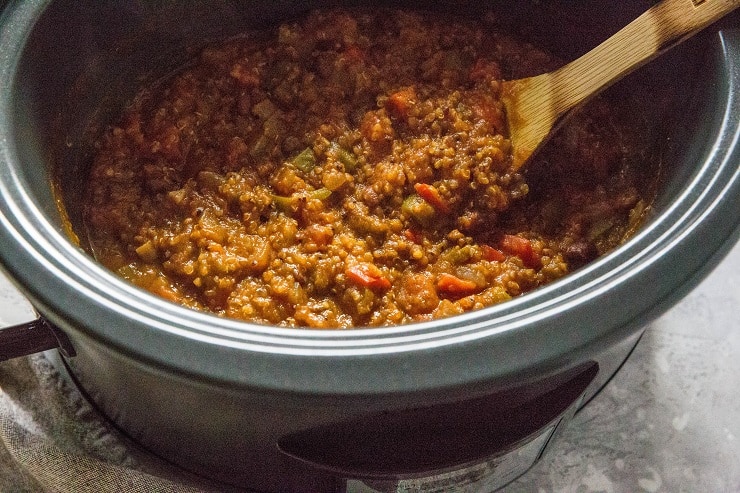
xmin=0 ymin=354 xmax=227 ymax=493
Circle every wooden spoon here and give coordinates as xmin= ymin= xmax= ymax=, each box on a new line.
xmin=501 ymin=0 xmax=739 ymax=171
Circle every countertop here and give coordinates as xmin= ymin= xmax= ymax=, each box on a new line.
xmin=1 ymin=241 xmax=738 ymax=492
xmin=504 ymin=240 xmax=740 ymax=492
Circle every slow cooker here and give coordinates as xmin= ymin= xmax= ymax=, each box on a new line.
xmin=1 ymin=1 xmax=739 ymax=492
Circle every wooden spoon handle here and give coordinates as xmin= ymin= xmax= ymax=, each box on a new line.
xmin=554 ymin=0 xmax=738 ymax=112
xmin=503 ymin=0 xmax=739 ymax=169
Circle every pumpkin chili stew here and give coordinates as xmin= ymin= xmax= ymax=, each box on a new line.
xmin=83 ymin=9 xmax=659 ymax=328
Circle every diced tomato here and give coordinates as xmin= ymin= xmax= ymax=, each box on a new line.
xmin=226 ymin=137 xmax=249 ymax=167
xmin=398 ymin=271 xmax=439 ymax=315
xmin=359 ymin=110 xmax=394 ymax=143
xmin=150 ymin=124 xmax=182 ymax=160
xmin=229 ymin=63 xmax=260 ymax=87
xmin=122 ymin=112 xmax=145 ymax=147
xmin=414 ymin=183 xmax=450 ymax=214
xmin=303 ymin=224 xmax=334 ymax=248
xmin=149 ymin=277 xmax=180 ymax=303
xmin=481 ymin=244 xmax=506 ymax=262
xmin=470 ymin=93 xmax=505 ymax=133
xmin=386 ymin=87 xmax=417 ymax=120
xmin=343 ymin=44 xmax=365 ymax=64
xmin=500 ymin=234 xmax=540 ymax=268
xmin=436 ymin=273 xmax=479 ymax=297
xmin=403 ymin=228 xmax=424 ymax=244
xmin=345 ymin=263 xmax=391 ymax=290
xmin=469 ymin=58 xmax=502 ymax=82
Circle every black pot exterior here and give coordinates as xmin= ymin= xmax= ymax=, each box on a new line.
xmin=1 ymin=1 xmax=739 ymax=491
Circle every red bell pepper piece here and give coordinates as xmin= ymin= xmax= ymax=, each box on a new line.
xmin=436 ymin=273 xmax=479 ymax=297
xmin=343 ymin=44 xmax=365 ymax=64
xmin=403 ymin=228 xmax=424 ymax=244
xmin=414 ymin=183 xmax=450 ymax=214
xmin=500 ymin=234 xmax=540 ymax=268
xmin=481 ymin=244 xmax=506 ymax=262
xmin=345 ymin=263 xmax=391 ymax=290
xmin=469 ymin=58 xmax=502 ymax=82
xmin=386 ymin=87 xmax=417 ymax=120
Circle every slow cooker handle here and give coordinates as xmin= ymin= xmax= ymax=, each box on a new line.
xmin=0 ymin=317 xmax=76 ymax=362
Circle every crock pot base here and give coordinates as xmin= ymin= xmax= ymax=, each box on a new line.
xmin=0 ymin=342 xmax=632 ymax=493
xmin=0 ymin=353 xmax=595 ymax=493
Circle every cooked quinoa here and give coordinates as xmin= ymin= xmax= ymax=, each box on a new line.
xmin=84 ymin=9 xmax=656 ymax=328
